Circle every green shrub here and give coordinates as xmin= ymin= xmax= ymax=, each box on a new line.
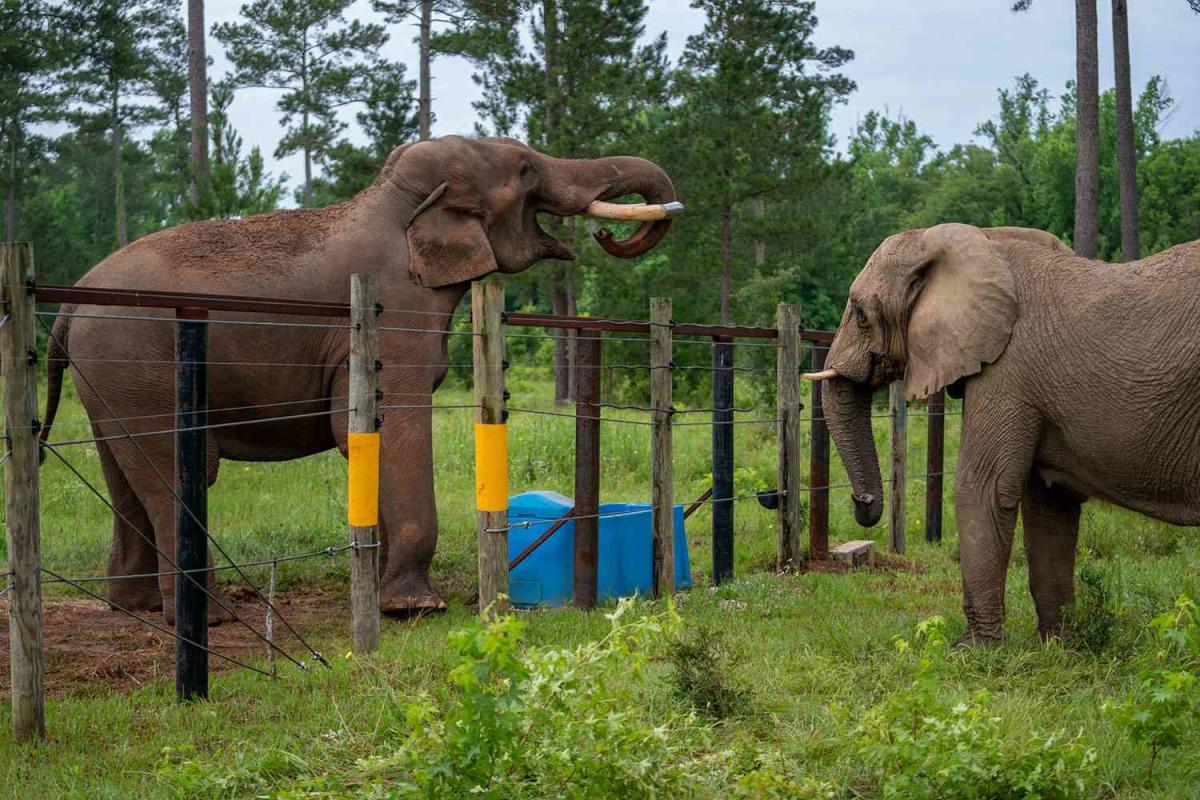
xmin=1105 ymin=595 xmax=1200 ymax=782
xmin=853 ymin=616 xmax=1097 ymax=799
xmin=667 ymin=622 xmax=748 ymax=718
xmin=1063 ymin=560 xmax=1117 ymax=653
xmin=157 ymin=601 xmax=846 ymax=799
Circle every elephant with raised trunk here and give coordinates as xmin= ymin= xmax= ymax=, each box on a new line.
xmin=40 ymin=136 xmax=679 ymax=623
xmin=806 ymin=223 xmax=1200 ymax=645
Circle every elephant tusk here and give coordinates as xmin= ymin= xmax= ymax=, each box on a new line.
xmin=585 ymin=200 xmax=685 ymax=221
xmin=801 ymin=368 xmax=839 ymax=381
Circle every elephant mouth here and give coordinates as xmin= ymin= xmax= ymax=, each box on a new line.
xmin=536 ymin=194 xmax=684 ymax=261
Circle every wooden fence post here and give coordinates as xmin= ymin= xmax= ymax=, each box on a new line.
xmin=2 ymin=242 xmax=45 ymax=739
xmin=473 ymin=279 xmax=508 ymax=615
xmin=573 ymin=332 xmax=601 ymax=608
xmin=711 ymin=337 xmax=734 ymax=584
xmin=925 ymin=389 xmax=945 ymax=544
xmin=776 ymin=304 xmax=802 ymax=570
xmin=808 ymin=343 xmax=830 ymax=560
xmin=889 ymin=381 xmax=907 ymax=554
xmin=650 ymin=297 xmax=674 ymax=598
xmin=348 ymin=273 xmax=381 ymax=654
xmin=175 ymin=306 xmax=209 ymax=701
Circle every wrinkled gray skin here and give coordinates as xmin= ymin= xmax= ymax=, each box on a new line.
xmin=817 ymin=223 xmax=1200 ymax=645
xmin=40 ymin=136 xmax=677 ymax=623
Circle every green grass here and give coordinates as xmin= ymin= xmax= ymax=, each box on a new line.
xmin=3 ymin=370 xmax=1200 ymax=797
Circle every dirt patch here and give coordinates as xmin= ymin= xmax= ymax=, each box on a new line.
xmin=0 ymin=587 xmax=347 ymax=698
xmin=743 ymin=549 xmax=925 ymax=577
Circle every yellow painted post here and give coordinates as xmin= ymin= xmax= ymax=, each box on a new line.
xmin=348 ymin=273 xmax=381 ymax=654
xmin=473 ymin=279 xmax=508 ymax=616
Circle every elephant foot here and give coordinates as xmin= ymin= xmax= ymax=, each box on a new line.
xmin=159 ymin=590 xmax=238 ymax=628
xmin=1037 ymin=623 xmax=1065 ymax=643
xmin=108 ymin=579 xmax=164 ymax=613
xmin=380 ymin=576 xmax=447 ymax=618
xmin=952 ymin=627 xmax=1003 ymax=649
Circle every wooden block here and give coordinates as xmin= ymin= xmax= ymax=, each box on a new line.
xmin=831 ymin=540 xmax=875 ymax=569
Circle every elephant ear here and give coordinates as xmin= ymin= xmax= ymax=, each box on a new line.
xmin=406 ymin=182 xmax=497 ymax=289
xmin=904 ymin=224 xmax=1017 ymax=401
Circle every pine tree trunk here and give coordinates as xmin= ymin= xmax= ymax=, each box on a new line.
xmin=187 ymin=0 xmax=210 ymax=216
xmin=720 ymin=200 xmax=732 ymax=324
xmin=565 ymin=217 xmax=577 ymax=402
xmin=1074 ymin=0 xmax=1100 ymax=258
xmin=1112 ymin=0 xmax=1139 ymax=261
xmin=112 ymin=84 xmax=128 ymax=248
xmin=302 ymin=108 xmax=313 ymax=207
xmin=544 ymin=0 xmax=570 ymax=402
xmin=552 ymin=265 xmax=570 ymax=405
xmin=542 ymin=0 xmax=558 ymax=150
xmin=752 ymin=196 xmax=765 ymax=266
xmin=4 ymin=128 xmax=16 ymax=243
xmin=418 ymin=0 xmax=432 ymax=140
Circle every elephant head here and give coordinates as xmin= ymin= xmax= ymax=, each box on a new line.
xmin=379 ymin=136 xmax=681 ymax=288
xmin=804 ymin=224 xmax=1071 ymax=527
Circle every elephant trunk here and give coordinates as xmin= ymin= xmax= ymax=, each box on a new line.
xmin=540 ymin=155 xmax=678 ymax=258
xmin=822 ymin=376 xmax=884 ymax=527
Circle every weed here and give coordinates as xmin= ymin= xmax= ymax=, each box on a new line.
xmin=853 ymin=616 xmax=1098 ymax=799
xmin=666 ymin=621 xmax=748 ymax=718
xmin=1105 ymin=595 xmax=1200 ymax=783
xmin=1064 ymin=560 xmax=1117 ymax=653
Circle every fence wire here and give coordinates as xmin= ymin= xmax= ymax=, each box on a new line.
xmin=38 ymin=315 xmax=330 ymax=669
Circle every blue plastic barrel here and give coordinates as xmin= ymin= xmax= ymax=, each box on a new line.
xmin=506 ymin=490 xmax=692 ymax=608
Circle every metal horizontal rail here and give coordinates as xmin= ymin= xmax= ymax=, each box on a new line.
xmin=36 ymin=283 xmax=355 ymax=317
xmin=503 ymin=310 xmax=835 ymax=343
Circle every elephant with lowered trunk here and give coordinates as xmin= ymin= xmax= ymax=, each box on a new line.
xmin=806 ymin=223 xmax=1200 ymax=646
xmin=40 ymin=135 xmax=678 ymax=623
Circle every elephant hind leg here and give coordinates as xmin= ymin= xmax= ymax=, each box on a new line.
xmin=1021 ymin=478 xmax=1082 ymax=639
xmin=96 ymin=437 xmax=161 ymax=612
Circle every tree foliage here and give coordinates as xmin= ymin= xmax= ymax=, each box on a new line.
xmin=213 ymin=0 xmax=389 ymax=205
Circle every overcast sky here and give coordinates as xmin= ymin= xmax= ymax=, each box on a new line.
xmin=204 ymin=0 xmax=1200 ymax=196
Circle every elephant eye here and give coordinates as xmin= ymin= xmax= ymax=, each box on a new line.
xmin=854 ymin=304 xmax=869 ymax=328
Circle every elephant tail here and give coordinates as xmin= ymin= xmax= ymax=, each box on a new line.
xmin=39 ymin=307 xmax=72 ymax=464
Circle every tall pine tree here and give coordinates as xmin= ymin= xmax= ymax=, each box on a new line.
xmin=58 ymin=0 xmax=181 ymax=247
xmin=0 ymin=0 xmax=58 ymax=242
xmin=443 ymin=0 xmax=668 ymax=401
xmin=214 ymin=0 xmax=389 ymax=206
xmin=670 ymin=0 xmax=853 ymax=323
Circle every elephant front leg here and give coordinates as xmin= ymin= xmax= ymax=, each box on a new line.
xmin=374 ymin=405 xmax=447 ymax=616
xmin=1021 ymin=478 xmax=1082 ymax=640
xmin=955 ymin=480 xmax=1021 ymax=646
xmin=953 ymin=401 xmax=1040 ymax=647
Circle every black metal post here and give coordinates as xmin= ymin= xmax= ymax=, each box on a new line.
xmin=925 ymin=388 xmax=945 ymax=543
xmin=809 ymin=345 xmax=830 ymax=559
xmin=711 ymin=337 xmax=734 ymax=584
xmin=175 ymin=307 xmax=208 ymax=702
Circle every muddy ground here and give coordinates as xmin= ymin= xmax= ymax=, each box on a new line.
xmin=0 ymin=586 xmax=346 ymax=698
